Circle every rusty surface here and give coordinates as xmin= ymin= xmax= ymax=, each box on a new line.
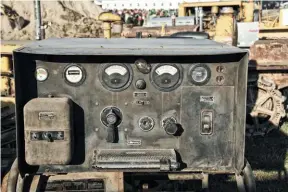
xmin=121 ymin=25 xmax=198 ymax=38
xmin=28 ymin=172 xmax=124 ymax=192
xmin=260 ymin=73 xmax=288 ymax=90
xmin=249 ymin=39 xmax=288 ymax=67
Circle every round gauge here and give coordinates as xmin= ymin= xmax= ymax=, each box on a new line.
xmin=36 ymin=67 xmax=48 ymax=82
xmin=139 ymin=116 xmax=154 ymax=132
xmin=64 ymin=65 xmax=85 ymax=86
xmin=188 ymin=64 xmax=211 ymax=85
xmin=151 ymin=64 xmax=182 ymax=91
xmin=100 ymin=63 xmax=132 ymax=91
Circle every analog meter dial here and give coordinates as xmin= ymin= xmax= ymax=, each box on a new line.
xmin=36 ymin=67 xmax=48 ymax=82
xmin=151 ymin=64 xmax=182 ymax=91
xmin=188 ymin=64 xmax=211 ymax=85
xmin=100 ymin=64 xmax=132 ymax=91
xmin=64 ymin=65 xmax=86 ymax=86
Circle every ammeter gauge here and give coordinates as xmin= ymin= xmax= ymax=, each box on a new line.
xmin=100 ymin=63 xmax=132 ymax=91
xmin=151 ymin=64 xmax=182 ymax=91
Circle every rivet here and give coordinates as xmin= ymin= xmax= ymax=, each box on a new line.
xmin=95 ymin=128 xmax=99 ymax=132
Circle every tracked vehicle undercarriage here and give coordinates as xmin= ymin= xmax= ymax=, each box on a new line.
xmin=247 ymin=39 xmax=288 ymax=136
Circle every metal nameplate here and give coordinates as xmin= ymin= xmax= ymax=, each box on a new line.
xmin=39 ymin=112 xmax=56 ymax=120
xmin=133 ymin=92 xmax=148 ymax=98
xmin=127 ymin=139 xmax=142 ymax=146
xmin=200 ymin=96 xmax=215 ymax=103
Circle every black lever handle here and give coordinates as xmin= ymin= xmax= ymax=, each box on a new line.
xmin=106 ymin=124 xmax=116 ymax=143
xmin=106 ymin=109 xmax=118 ymax=143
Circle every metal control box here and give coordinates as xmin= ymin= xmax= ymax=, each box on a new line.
xmin=24 ymin=97 xmax=73 ymax=165
xmin=14 ymin=38 xmax=248 ymax=175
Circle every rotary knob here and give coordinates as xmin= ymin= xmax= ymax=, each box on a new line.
xmin=135 ymin=79 xmax=146 ymax=90
xmin=162 ymin=117 xmax=178 ymax=136
xmin=139 ymin=116 xmax=154 ymax=132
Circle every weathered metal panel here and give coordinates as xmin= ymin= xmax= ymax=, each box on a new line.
xmin=13 ymin=38 xmax=248 ymax=175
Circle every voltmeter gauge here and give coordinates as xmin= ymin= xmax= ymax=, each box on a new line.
xmin=151 ymin=64 xmax=182 ymax=92
xmin=64 ymin=65 xmax=86 ymax=86
xmin=188 ymin=64 xmax=211 ymax=85
xmin=36 ymin=67 xmax=48 ymax=82
xmin=100 ymin=63 xmax=132 ymax=91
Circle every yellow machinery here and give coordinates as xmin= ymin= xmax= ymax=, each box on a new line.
xmin=1 ymin=41 xmax=26 ymax=103
xmin=178 ymin=0 xmax=288 ymax=43
xmin=178 ymin=0 xmax=246 ymax=45
xmin=98 ymin=12 xmax=122 ymax=39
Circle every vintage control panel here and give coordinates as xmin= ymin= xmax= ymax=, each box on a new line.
xmin=14 ymin=38 xmax=248 ymax=174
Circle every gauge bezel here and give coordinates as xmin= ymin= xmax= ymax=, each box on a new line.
xmin=99 ymin=63 xmax=133 ymax=92
xmin=150 ymin=63 xmax=183 ymax=92
xmin=138 ymin=116 xmax=155 ymax=132
xmin=35 ymin=67 xmax=49 ymax=82
xmin=188 ymin=64 xmax=211 ymax=85
xmin=64 ymin=64 xmax=86 ymax=86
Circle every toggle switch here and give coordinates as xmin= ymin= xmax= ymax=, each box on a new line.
xmin=201 ymin=110 xmax=213 ymax=135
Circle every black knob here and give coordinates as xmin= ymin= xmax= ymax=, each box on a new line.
xmin=163 ymin=117 xmax=178 ymax=136
xmin=135 ymin=79 xmax=146 ymax=90
xmin=43 ymin=132 xmax=53 ymax=142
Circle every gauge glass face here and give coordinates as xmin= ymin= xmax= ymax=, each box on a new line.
xmin=151 ymin=64 xmax=181 ymax=91
xmin=36 ymin=68 xmax=48 ymax=81
xmin=189 ymin=64 xmax=211 ymax=85
xmin=105 ymin=65 xmax=128 ymax=76
xmin=65 ymin=65 xmax=84 ymax=84
xmin=101 ymin=64 xmax=131 ymax=91
xmin=191 ymin=66 xmax=208 ymax=83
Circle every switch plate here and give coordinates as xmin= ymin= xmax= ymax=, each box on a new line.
xmin=200 ymin=110 xmax=213 ymax=135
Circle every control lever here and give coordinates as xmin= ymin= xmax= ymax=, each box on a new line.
xmin=43 ymin=132 xmax=53 ymax=142
xmin=101 ymin=107 xmax=122 ymax=143
xmin=106 ymin=109 xmax=118 ymax=143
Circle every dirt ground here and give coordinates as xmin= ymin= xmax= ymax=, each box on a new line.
xmin=1 ymin=0 xmax=103 ymax=40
